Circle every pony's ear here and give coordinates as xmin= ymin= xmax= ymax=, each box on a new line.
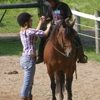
xmin=71 ymin=19 xmax=76 ymax=27
xmin=62 ymin=20 xmax=66 ymax=28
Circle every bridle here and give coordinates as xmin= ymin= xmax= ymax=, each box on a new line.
xmin=51 ymin=41 xmax=69 ymax=57
xmin=58 ymin=33 xmax=73 ymax=48
xmin=50 ymin=29 xmax=75 ymax=57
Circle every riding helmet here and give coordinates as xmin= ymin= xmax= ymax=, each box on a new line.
xmin=17 ymin=12 xmax=32 ymax=26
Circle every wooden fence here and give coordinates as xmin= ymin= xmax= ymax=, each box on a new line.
xmin=72 ymin=9 xmax=100 ymax=54
xmin=0 ymin=1 xmax=100 ymax=53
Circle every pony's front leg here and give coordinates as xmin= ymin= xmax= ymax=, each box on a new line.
xmin=50 ymin=76 xmax=56 ymax=100
xmin=66 ymin=77 xmax=73 ymax=100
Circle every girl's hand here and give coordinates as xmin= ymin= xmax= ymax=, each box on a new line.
xmin=47 ymin=23 xmax=51 ymax=28
xmin=40 ymin=16 xmax=46 ymax=23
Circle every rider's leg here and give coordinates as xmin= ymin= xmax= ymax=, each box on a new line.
xmin=36 ymin=37 xmax=46 ymax=64
xmin=36 ymin=25 xmax=52 ymax=64
xmin=74 ymin=33 xmax=88 ymax=63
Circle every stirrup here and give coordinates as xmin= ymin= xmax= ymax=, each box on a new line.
xmin=36 ymin=56 xmax=43 ymax=64
xmin=77 ymin=55 xmax=88 ymax=63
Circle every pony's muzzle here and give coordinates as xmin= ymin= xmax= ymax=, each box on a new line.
xmin=69 ymin=52 xmax=73 ymax=57
xmin=65 ymin=50 xmax=74 ymax=57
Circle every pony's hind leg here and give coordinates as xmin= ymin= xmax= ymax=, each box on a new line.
xmin=66 ymin=77 xmax=73 ymax=100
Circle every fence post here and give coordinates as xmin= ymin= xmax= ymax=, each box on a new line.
xmin=0 ymin=10 xmax=7 ymax=23
xmin=95 ymin=9 xmax=100 ymax=54
xmin=73 ymin=8 xmax=81 ymax=33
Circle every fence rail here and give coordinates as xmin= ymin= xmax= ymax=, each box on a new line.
xmin=0 ymin=1 xmax=100 ymax=53
xmin=72 ymin=10 xmax=100 ymax=21
xmin=72 ymin=9 xmax=100 ymax=54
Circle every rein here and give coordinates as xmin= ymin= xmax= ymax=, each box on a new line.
xmin=51 ymin=34 xmax=75 ymax=57
xmin=57 ymin=32 xmax=73 ymax=48
xmin=49 ymin=20 xmax=80 ymax=57
xmin=50 ymin=36 xmax=78 ymax=57
xmin=50 ymin=41 xmax=68 ymax=57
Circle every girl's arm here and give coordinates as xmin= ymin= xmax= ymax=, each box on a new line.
xmin=36 ymin=16 xmax=51 ymax=36
xmin=36 ymin=20 xmax=42 ymax=30
xmin=43 ymin=23 xmax=51 ymax=36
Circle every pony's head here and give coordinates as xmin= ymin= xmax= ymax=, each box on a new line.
xmin=50 ymin=19 xmax=76 ymax=57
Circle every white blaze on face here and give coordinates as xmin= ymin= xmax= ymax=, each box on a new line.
xmin=64 ymin=44 xmax=72 ymax=57
xmin=65 ymin=49 xmax=71 ymax=57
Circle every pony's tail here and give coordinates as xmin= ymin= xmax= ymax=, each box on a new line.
xmin=55 ymin=70 xmax=65 ymax=94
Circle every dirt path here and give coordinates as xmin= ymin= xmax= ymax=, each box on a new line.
xmin=0 ymin=56 xmax=100 ymax=100
xmin=0 ymin=33 xmax=20 ymax=39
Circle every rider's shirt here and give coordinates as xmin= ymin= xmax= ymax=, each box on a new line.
xmin=47 ymin=2 xmax=72 ymax=24
xmin=52 ymin=9 xmax=62 ymax=24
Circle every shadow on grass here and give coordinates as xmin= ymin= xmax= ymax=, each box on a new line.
xmin=0 ymin=37 xmax=40 ymax=56
xmin=0 ymin=38 xmax=22 ymax=56
xmin=0 ymin=23 xmax=6 ymax=27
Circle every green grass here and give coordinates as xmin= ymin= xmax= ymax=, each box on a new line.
xmin=0 ymin=0 xmax=100 ymax=33
xmin=0 ymin=0 xmax=100 ymax=62
xmin=85 ymin=51 xmax=100 ymax=62
xmin=0 ymin=38 xmax=22 ymax=55
xmin=0 ymin=38 xmax=100 ymax=62
xmin=84 ymin=47 xmax=100 ymax=62
xmin=0 ymin=38 xmax=40 ymax=56
xmin=0 ymin=8 xmax=39 ymax=33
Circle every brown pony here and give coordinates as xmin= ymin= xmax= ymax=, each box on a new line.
xmin=44 ymin=20 xmax=77 ymax=100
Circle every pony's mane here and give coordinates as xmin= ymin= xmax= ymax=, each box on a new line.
xmin=49 ymin=21 xmax=63 ymax=41
xmin=49 ymin=20 xmax=76 ymax=41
